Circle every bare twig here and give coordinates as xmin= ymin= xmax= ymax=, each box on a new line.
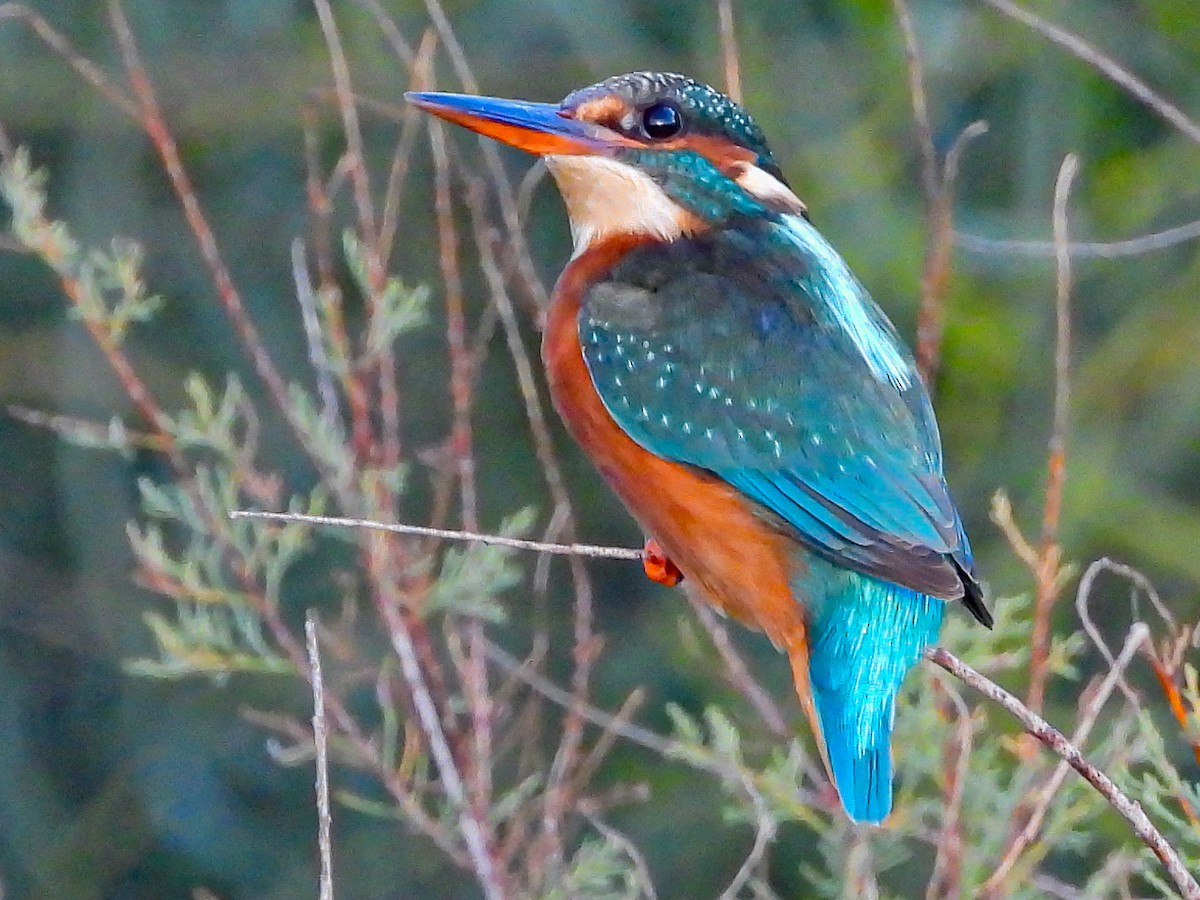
xmin=688 ymin=596 xmax=788 ymax=737
xmin=350 ymin=0 xmax=415 ymax=67
xmin=379 ymin=31 xmax=436 ymax=272
xmin=980 ymin=623 xmax=1149 ymax=893
xmin=892 ymin=0 xmax=946 ymax=384
xmin=925 ymin=680 xmax=973 ymax=900
xmin=306 ymin=613 xmax=335 ymax=900
xmin=975 ymin=0 xmax=1200 ymax=146
xmin=928 ymin=647 xmax=1200 ymax=900
xmin=428 ymin=115 xmax=478 ymax=531
xmin=1076 ymin=558 xmax=1148 ymax=707
xmin=0 ymin=4 xmax=137 ymax=117
xmin=420 ymin=0 xmax=551 ymax=313
xmin=311 ymin=0 xmax=401 ymax=472
xmin=720 ymin=767 xmax=777 ymax=900
xmin=715 ymin=0 xmax=743 ymax=104
xmin=376 ymin=571 xmax=505 ymax=900
xmin=291 ymin=240 xmax=342 ymax=427
xmin=1027 ymin=153 xmax=1078 ymax=714
xmin=229 ymin=509 xmax=642 ymax=561
xmin=955 ymin=217 xmax=1200 ymax=259
xmin=890 ymin=2 xmax=987 ymax=386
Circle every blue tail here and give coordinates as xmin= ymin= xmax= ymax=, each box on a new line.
xmin=801 ymin=557 xmax=944 ymax=823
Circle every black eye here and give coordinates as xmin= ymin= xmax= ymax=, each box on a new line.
xmin=642 ymin=101 xmax=682 ymax=139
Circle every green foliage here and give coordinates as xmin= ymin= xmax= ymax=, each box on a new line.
xmin=424 ymin=507 xmax=536 ymax=623
xmin=0 ymin=150 xmax=162 ymax=342
xmin=543 ymin=836 xmax=647 ymax=900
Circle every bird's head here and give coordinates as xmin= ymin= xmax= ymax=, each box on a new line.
xmin=407 ymin=72 xmax=806 ymax=254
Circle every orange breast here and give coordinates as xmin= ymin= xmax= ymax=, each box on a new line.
xmin=541 ymin=235 xmax=808 ymax=652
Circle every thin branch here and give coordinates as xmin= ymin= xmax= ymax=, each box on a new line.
xmin=580 ymin=809 xmax=659 ymax=900
xmin=0 ymin=4 xmax=137 ymax=117
xmin=105 ymin=0 xmax=330 ymax=466
xmin=228 ymin=509 xmax=643 ymax=561
xmin=980 ymin=622 xmax=1150 ymax=893
xmin=374 ymin=569 xmax=505 ymax=900
xmin=1077 ymin=558 xmax=1148 ymax=707
xmin=291 ymin=240 xmax=342 ymax=427
xmin=890 ymin=2 xmax=987 ymax=386
xmin=428 ymin=114 xmax=478 ymax=532
xmin=483 ymin=642 xmax=679 ymax=761
xmin=954 ymin=217 xmax=1200 ymax=259
xmin=928 ymin=647 xmax=1200 ymax=900
xmin=349 ymin=0 xmax=415 ymax=67
xmin=925 ymin=679 xmax=973 ymax=900
xmin=306 ymin=613 xmax=335 ymax=900
xmin=892 ymin=0 xmax=939 ymax=212
xmin=420 ymin=0 xmax=551 ymax=313
xmin=975 ymin=0 xmax=1200 ymax=146
xmin=715 ymin=0 xmax=743 ymax=104
xmin=379 ymin=30 xmax=436 ymax=272
xmin=687 ymin=595 xmax=788 ymax=737
xmin=720 ymin=767 xmax=777 ymax=900
xmin=1026 ymin=153 xmax=1078 ymax=714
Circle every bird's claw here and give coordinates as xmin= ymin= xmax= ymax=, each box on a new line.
xmin=642 ymin=538 xmax=683 ymax=586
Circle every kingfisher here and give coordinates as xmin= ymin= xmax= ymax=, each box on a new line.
xmin=408 ymin=72 xmax=992 ymax=824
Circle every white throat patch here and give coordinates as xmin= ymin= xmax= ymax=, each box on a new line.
xmin=545 ymin=155 xmax=697 ymax=256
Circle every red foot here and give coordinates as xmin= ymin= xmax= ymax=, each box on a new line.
xmin=642 ymin=538 xmax=684 ymax=586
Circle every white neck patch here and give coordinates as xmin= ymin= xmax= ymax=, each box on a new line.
xmin=545 ymin=155 xmax=697 ymax=256
xmin=730 ymin=161 xmax=807 ymax=216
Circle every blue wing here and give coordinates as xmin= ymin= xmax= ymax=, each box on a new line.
xmin=579 ymin=213 xmax=985 ymax=616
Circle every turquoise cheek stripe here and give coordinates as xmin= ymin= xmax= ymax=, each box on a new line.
xmin=799 ymin=555 xmax=945 ymax=823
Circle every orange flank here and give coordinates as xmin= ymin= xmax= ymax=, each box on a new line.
xmin=543 ymin=233 xmax=825 ymax=760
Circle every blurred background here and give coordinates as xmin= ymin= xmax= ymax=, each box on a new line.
xmin=1 ymin=0 xmax=1199 ymax=897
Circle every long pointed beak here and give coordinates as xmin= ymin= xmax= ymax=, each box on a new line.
xmin=405 ymin=91 xmax=622 ymax=156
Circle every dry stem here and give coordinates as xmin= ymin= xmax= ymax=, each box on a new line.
xmin=1026 ymin=154 xmax=1078 ymax=714
xmin=306 ymin=612 xmax=335 ymax=900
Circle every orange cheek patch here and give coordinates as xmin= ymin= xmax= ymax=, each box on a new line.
xmin=660 ymin=134 xmax=757 ymax=171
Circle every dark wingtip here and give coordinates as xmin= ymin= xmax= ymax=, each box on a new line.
xmin=954 ymin=559 xmax=994 ymax=629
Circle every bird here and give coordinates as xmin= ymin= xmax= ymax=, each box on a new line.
xmin=407 ymin=72 xmax=992 ymax=824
